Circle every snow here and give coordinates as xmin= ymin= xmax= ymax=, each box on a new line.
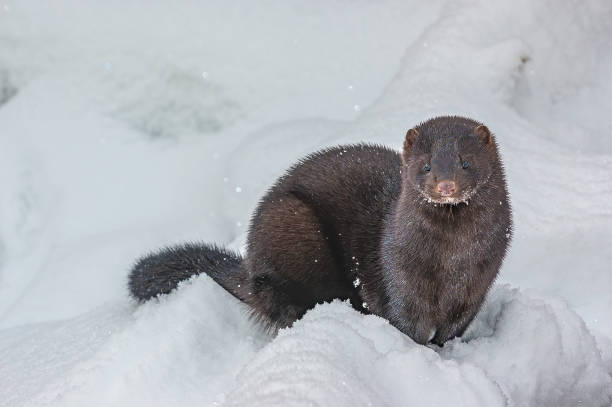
xmin=1 ymin=0 xmax=611 ymax=406
xmin=228 ymin=286 xmax=611 ymax=407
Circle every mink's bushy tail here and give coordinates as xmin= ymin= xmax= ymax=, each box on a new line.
xmin=128 ymin=243 xmax=246 ymax=302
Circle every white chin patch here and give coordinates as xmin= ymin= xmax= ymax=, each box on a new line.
xmin=438 ymin=197 xmax=462 ymax=204
xmin=418 ymin=188 xmax=472 ymax=206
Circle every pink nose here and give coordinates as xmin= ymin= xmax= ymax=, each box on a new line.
xmin=437 ymin=180 xmax=456 ymax=197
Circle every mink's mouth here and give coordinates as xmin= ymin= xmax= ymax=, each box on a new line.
xmin=416 ymin=187 xmax=475 ymax=206
xmin=434 ymin=196 xmax=465 ymax=205
xmin=429 ymin=197 xmax=469 ymax=206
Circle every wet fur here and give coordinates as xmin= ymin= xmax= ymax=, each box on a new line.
xmin=128 ymin=116 xmax=512 ymax=345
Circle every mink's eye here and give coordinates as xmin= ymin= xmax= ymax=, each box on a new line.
xmin=424 ymin=163 xmax=431 ymax=172
xmin=462 ymin=161 xmax=469 ymax=169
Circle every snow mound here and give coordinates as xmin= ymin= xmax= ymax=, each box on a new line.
xmin=442 ymin=286 xmax=612 ymax=406
xmin=0 ymin=276 xmax=264 ymax=407
xmin=227 ymin=285 xmax=611 ymax=407
xmin=2 ymin=281 xmax=609 ymax=407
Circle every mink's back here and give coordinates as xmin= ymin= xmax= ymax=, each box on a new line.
xmin=251 ymin=144 xmax=401 ymax=244
xmin=246 ymin=144 xmax=402 ymax=313
xmin=266 ymin=144 xmax=400 ymax=220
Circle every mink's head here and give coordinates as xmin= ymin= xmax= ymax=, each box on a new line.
xmin=401 ymin=116 xmax=498 ymax=205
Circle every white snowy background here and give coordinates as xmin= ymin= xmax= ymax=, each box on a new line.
xmin=1 ymin=1 xmax=611 ymax=406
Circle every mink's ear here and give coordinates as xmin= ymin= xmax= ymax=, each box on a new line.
xmin=403 ymin=128 xmax=418 ymax=163
xmin=474 ymin=125 xmax=492 ymax=146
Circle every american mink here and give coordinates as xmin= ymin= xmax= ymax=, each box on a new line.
xmin=129 ymin=116 xmax=512 ymax=345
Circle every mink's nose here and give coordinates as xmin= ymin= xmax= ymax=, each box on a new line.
xmin=437 ymin=180 xmax=456 ymax=197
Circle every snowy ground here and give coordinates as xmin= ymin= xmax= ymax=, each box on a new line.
xmin=1 ymin=1 xmax=611 ymax=406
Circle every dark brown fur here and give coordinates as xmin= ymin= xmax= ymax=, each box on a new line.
xmin=129 ymin=116 xmax=512 ymax=345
